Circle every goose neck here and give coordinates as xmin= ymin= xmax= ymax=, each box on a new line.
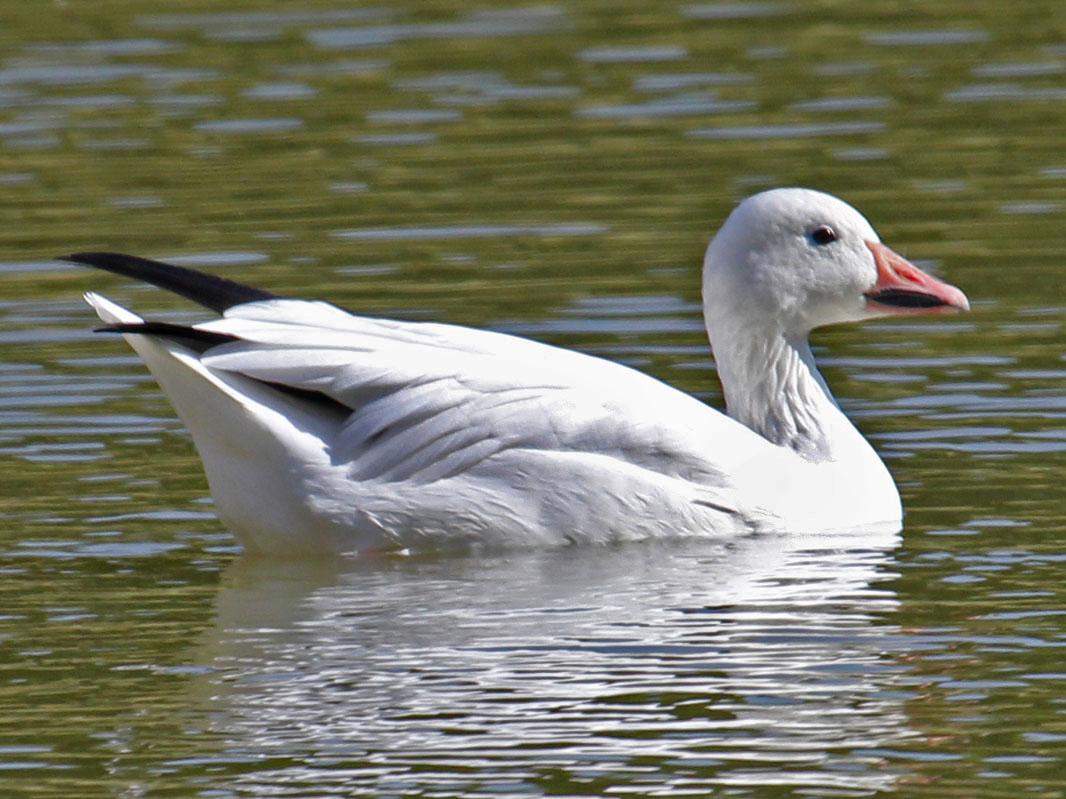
xmin=710 ymin=324 xmax=851 ymax=462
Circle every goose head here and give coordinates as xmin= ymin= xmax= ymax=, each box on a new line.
xmin=703 ymin=188 xmax=969 ymax=341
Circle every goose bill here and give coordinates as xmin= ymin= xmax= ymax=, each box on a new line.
xmin=863 ymin=240 xmax=969 ymax=314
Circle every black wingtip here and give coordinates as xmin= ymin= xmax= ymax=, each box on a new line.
xmin=94 ymin=321 xmax=240 ymax=354
xmin=63 ymin=251 xmax=280 ymax=314
xmin=96 ymin=321 xmax=352 ymax=415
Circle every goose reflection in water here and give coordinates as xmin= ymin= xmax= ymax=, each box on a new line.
xmin=187 ymin=532 xmax=914 ymax=795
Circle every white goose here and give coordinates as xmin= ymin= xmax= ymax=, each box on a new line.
xmin=71 ymin=188 xmax=968 ymax=554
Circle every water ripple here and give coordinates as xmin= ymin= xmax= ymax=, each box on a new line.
xmin=864 ymin=30 xmax=991 ymax=46
xmin=308 ymin=11 xmax=567 ymax=50
xmin=578 ymin=46 xmax=688 ymax=64
xmin=333 ymin=224 xmax=608 ymax=241
xmin=689 ymin=121 xmax=885 ymax=139
xmin=682 ymin=2 xmax=789 ymax=19
xmin=576 ymin=95 xmax=755 ymax=119
xmin=194 ymin=118 xmax=304 ymax=133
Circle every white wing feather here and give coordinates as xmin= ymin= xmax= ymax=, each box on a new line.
xmin=199 ymin=299 xmax=748 ymax=487
xmin=87 ymin=294 xmax=790 ymax=551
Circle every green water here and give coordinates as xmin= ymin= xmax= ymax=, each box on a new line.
xmin=3 ymin=1 xmax=1066 ymax=796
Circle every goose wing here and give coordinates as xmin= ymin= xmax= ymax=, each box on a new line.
xmin=196 ymin=297 xmax=742 ymax=487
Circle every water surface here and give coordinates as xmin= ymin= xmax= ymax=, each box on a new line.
xmin=2 ymin=1 xmax=1066 ymax=797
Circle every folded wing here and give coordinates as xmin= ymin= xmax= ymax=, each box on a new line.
xmin=198 ymin=298 xmax=734 ymax=487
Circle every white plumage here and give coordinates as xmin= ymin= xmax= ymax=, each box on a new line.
xmin=78 ymin=188 xmax=968 ymax=554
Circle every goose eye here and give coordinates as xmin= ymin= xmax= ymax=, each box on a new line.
xmin=810 ymin=226 xmax=837 ymax=245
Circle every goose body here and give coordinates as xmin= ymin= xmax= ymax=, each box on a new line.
xmin=74 ymin=188 xmax=968 ymax=554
